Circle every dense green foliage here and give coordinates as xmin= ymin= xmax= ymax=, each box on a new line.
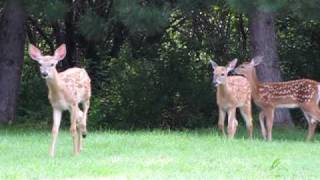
xmin=1 ymin=127 xmax=320 ymax=178
xmin=14 ymin=0 xmax=320 ymax=129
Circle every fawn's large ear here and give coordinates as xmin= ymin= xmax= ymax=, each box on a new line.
xmin=209 ymin=60 xmax=218 ymax=70
xmin=28 ymin=44 xmax=42 ymax=61
xmin=54 ymin=44 xmax=67 ymax=61
xmin=250 ymin=56 xmax=263 ymax=66
xmin=226 ymin=58 xmax=238 ymax=73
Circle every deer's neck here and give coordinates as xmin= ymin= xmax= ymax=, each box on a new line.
xmin=46 ymin=70 xmax=63 ymax=99
xmin=217 ymin=82 xmax=229 ymax=98
xmin=246 ymin=69 xmax=261 ymax=100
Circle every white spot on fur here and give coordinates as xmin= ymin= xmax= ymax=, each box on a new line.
xmin=317 ymin=84 xmax=320 ymax=104
xmin=276 ymin=104 xmax=299 ymax=108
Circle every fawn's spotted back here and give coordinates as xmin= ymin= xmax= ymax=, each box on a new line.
xmin=258 ymin=79 xmax=318 ymax=104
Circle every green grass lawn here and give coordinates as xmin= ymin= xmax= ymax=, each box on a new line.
xmin=1 ymin=126 xmax=320 ymax=179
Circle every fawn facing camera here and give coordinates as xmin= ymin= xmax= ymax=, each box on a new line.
xmin=28 ymin=44 xmax=91 ymax=157
xmin=210 ymin=59 xmax=253 ymax=138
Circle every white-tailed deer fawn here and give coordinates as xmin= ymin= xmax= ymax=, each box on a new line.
xmin=28 ymin=44 xmax=91 ymax=156
xmin=210 ymin=59 xmax=253 ymax=138
xmin=234 ymin=56 xmax=320 ymax=141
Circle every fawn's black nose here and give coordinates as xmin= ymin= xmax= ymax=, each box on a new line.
xmin=41 ymin=72 xmax=48 ymax=78
xmin=212 ymin=81 xmax=219 ymax=87
xmin=82 ymin=133 xmax=87 ymax=138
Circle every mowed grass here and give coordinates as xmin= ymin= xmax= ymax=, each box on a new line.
xmin=1 ymin=126 xmax=320 ymax=179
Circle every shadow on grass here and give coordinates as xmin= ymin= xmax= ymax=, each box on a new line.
xmin=210 ymin=124 xmax=315 ymax=143
xmin=0 ymin=122 xmax=317 ymax=143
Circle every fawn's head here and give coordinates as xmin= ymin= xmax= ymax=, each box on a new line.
xmin=234 ymin=56 xmax=263 ymax=77
xmin=209 ymin=58 xmax=238 ymax=86
xmin=28 ymin=44 xmax=66 ymax=79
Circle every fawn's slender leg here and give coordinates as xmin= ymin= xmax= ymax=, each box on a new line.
xmin=259 ymin=112 xmax=267 ymax=140
xmin=302 ymin=105 xmax=320 ymax=141
xmin=76 ymin=109 xmax=83 ymax=151
xmin=81 ymin=100 xmax=90 ymax=137
xmin=307 ymin=121 xmax=317 ymax=141
xmin=227 ymin=108 xmax=237 ymax=138
xmin=240 ymin=101 xmax=253 ymax=138
xmin=77 ymin=125 xmax=82 ymax=152
xmin=303 ymin=112 xmax=317 ymax=141
xmin=70 ymin=105 xmax=79 ymax=155
xmin=218 ymin=108 xmax=226 ymax=136
xmin=50 ymin=109 xmax=62 ymax=157
xmin=264 ymin=108 xmax=274 ymax=141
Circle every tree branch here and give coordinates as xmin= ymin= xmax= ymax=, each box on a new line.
xmin=238 ymin=13 xmax=247 ymax=51
xmin=26 ymin=23 xmax=36 ymax=45
xmin=27 ymin=16 xmax=54 ymax=53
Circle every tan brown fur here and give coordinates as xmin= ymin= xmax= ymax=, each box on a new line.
xmin=211 ymin=59 xmax=253 ymax=138
xmin=29 ymin=44 xmax=91 ymax=157
xmin=235 ymin=57 xmax=320 ymax=141
xmin=50 ymin=68 xmax=91 ymax=105
xmin=256 ymin=79 xmax=317 ymax=105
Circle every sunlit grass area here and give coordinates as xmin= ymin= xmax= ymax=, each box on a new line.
xmin=0 ymin=126 xmax=320 ymax=179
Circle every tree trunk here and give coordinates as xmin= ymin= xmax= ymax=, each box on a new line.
xmin=249 ymin=9 xmax=293 ymax=126
xmin=0 ymin=0 xmax=26 ymax=123
xmin=65 ymin=12 xmax=80 ymax=68
xmin=110 ymin=22 xmax=126 ymax=58
xmin=53 ymin=0 xmax=81 ymax=70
